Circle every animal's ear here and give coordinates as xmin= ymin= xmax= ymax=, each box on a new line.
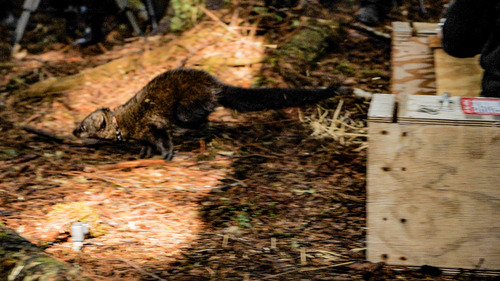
xmin=93 ymin=112 xmax=107 ymax=130
xmin=99 ymin=117 xmax=107 ymax=130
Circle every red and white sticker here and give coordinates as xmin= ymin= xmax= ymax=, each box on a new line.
xmin=461 ymin=98 xmax=500 ymax=115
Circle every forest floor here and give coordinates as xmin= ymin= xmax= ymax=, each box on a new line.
xmin=0 ymin=0 xmax=493 ymax=280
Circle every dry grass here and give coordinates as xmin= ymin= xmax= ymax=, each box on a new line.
xmin=301 ymin=98 xmax=369 ymax=150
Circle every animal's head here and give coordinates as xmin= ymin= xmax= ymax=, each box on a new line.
xmin=73 ymin=108 xmax=115 ymax=139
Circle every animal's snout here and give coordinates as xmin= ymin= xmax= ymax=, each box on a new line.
xmin=73 ymin=128 xmax=81 ymax=137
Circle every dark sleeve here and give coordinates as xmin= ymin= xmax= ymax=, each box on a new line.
xmin=442 ymin=0 xmax=497 ymax=58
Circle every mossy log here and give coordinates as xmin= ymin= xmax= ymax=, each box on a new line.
xmin=0 ymin=225 xmax=91 ymax=281
xmin=273 ymin=20 xmax=340 ymax=86
xmin=16 ymin=49 xmax=155 ymax=103
xmin=14 ymin=23 xmax=264 ymax=103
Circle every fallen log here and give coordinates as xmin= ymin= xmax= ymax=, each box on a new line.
xmin=0 ymin=225 xmax=92 ymax=280
xmin=13 ymin=22 xmax=264 ymax=105
xmin=273 ymin=19 xmax=341 ymax=86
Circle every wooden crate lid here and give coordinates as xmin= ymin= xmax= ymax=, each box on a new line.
xmin=368 ymin=94 xmax=395 ymax=123
xmin=392 ymin=21 xmax=412 ymax=37
xmin=413 ymin=22 xmax=439 ymax=36
xmin=391 ymin=21 xmax=482 ymax=97
xmin=392 ymin=21 xmax=439 ymax=37
xmin=399 ymin=95 xmax=500 ymax=126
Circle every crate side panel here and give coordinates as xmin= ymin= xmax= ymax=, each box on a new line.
xmin=367 ymin=122 xmax=404 ymax=264
xmin=367 ymin=124 xmax=500 ymax=269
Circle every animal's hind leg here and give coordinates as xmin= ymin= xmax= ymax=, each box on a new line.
xmin=153 ymin=130 xmax=174 ymax=161
xmin=159 ymin=135 xmax=174 ymax=161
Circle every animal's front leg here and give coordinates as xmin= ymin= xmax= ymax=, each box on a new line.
xmin=139 ymin=144 xmax=154 ymax=159
xmin=145 ymin=125 xmax=174 ymax=161
xmin=139 ymin=124 xmax=175 ymax=161
xmin=154 ymin=132 xmax=174 ymax=161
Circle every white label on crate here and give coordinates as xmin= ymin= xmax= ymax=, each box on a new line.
xmin=460 ymin=98 xmax=500 ymax=115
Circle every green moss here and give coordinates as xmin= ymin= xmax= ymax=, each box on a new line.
xmin=196 ymin=148 xmax=217 ymax=161
xmin=236 ymin=210 xmax=251 ymax=228
xmin=34 ymin=256 xmax=66 ymax=266
xmin=0 ymin=149 xmax=18 ymax=160
xmin=278 ymin=23 xmax=337 ymax=63
xmin=169 ymin=0 xmax=205 ymax=32
xmin=334 ymin=61 xmax=355 ymax=76
xmin=270 ymin=20 xmax=341 ymax=84
xmin=360 ymin=68 xmax=386 ymax=78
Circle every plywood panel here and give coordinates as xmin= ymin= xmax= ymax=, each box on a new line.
xmin=391 ymin=22 xmax=436 ymax=97
xmin=398 ymin=95 xmax=500 ymax=126
xmin=367 ymin=122 xmax=500 ymax=269
xmin=392 ymin=21 xmax=412 ymax=37
xmin=434 ymin=49 xmax=483 ymax=97
xmin=367 ymin=94 xmax=395 ymax=123
xmin=428 ymin=34 xmax=441 ymax=49
xmin=413 ymin=22 xmax=439 ymax=36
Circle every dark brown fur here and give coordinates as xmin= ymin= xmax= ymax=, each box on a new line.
xmin=73 ymin=68 xmax=343 ymax=160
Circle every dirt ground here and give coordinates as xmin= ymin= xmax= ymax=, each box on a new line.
xmin=0 ymin=0 xmax=494 ymax=280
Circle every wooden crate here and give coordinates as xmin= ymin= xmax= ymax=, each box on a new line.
xmin=367 ymin=94 xmax=500 ymax=270
xmin=391 ymin=22 xmax=483 ymax=98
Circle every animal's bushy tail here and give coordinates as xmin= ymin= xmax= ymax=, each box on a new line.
xmin=218 ymin=83 xmax=344 ymax=112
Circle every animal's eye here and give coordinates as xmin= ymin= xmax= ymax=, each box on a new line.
xmin=81 ymin=125 xmax=86 ymax=131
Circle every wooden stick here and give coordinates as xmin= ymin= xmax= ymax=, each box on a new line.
xmin=300 ymin=248 xmax=307 ymax=265
xmin=350 ymin=22 xmax=391 ymax=40
xmin=262 ymin=261 xmax=354 ymax=279
xmin=198 ymin=5 xmax=241 ymax=38
xmin=93 ymin=159 xmax=169 ymax=171
xmin=117 ymin=257 xmax=167 ymax=281
xmin=21 ymin=125 xmax=67 ymax=143
xmin=299 ymin=261 xmax=355 ymax=272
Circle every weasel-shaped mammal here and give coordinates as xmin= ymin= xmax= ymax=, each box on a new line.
xmin=73 ymin=68 xmax=342 ymax=160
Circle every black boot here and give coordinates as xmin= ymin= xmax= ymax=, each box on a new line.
xmin=357 ymin=0 xmax=397 ymax=26
xmin=357 ymin=4 xmax=381 ymax=26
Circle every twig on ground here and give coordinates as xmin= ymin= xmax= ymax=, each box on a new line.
xmin=117 ymin=257 xmax=168 ymax=281
xmin=21 ymin=125 xmax=67 ymax=143
xmin=88 ymin=159 xmax=169 ymax=171
xmin=350 ymin=22 xmax=391 ymax=40
xmin=299 ymin=261 xmax=355 ymax=272
xmin=262 ymin=261 xmax=355 ymax=279
xmin=199 ymin=5 xmax=242 ymax=38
